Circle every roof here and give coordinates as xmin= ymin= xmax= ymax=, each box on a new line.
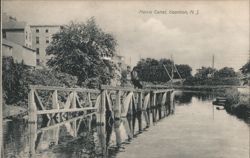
xmin=2 ymin=39 xmax=35 ymax=52
xmin=2 ymin=21 xmax=26 ymax=30
xmin=2 ymin=39 xmax=15 ymax=47
xmin=30 ymin=25 xmax=62 ymax=28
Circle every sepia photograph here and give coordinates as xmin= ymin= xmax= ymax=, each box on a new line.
xmin=1 ymin=0 xmax=249 ymax=158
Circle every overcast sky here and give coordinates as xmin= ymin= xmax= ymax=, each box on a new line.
xmin=3 ymin=0 xmax=249 ymax=72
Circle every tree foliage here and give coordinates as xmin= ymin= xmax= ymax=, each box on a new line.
xmin=240 ymin=60 xmax=250 ymax=74
xmin=46 ymin=18 xmax=117 ymax=87
xmin=2 ymin=57 xmax=78 ymax=106
xmin=194 ymin=67 xmax=216 ymax=79
xmin=134 ymin=58 xmax=192 ymax=83
xmin=214 ymin=67 xmax=237 ymax=78
xmin=186 ymin=66 xmax=239 ymax=86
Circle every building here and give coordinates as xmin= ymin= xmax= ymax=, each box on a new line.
xmin=2 ymin=13 xmax=32 ymax=48
xmin=30 ymin=25 xmax=62 ymax=66
xmin=2 ymin=39 xmax=36 ymax=67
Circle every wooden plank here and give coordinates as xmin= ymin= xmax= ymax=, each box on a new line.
xmin=52 ymin=90 xmax=60 ymax=109
xmin=132 ymin=94 xmax=137 ymax=111
xmin=138 ymin=92 xmax=143 ymax=111
xmin=152 ymin=93 xmax=157 ymax=122
xmin=72 ymin=91 xmax=77 ymax=109
xmin=101 ymin=85 xmax=151 ymax=93
xmin=52 ymin=90 xmax=59 ymax=118
xmin=88 ymin=92 xmax=93 ymax=107
xmin=114 ymin=119 xmax=122 ymax=146
xmin=64 ymin=92 xmax=74 ymax=109
xmin=97 ymin=90 xmax=106 ymax=124
xmin=34 ymin=90 xmax=50 ymax=120
xmin=75 ymin=94 xmax=84 ymax=108
xmin=121 ymin=118 xmax=133 ymax=139
xmin=138 ymin=92 xmax=143 ymax=131
xmin=30 ymin=85 xmax=100 ymax=93
xmin=37 ymin=113 xmax=93 ymax=133
xmin=114 ymin=90 xmax=121 ymax=119
xmin=105 ymin=91 xmax=113 ymax=112
xmin=143 ymin=93 xmax=150 ymax=110
xmin=121 ymin=92 xmax=133 ymax=117
xmin=65 ymin=122 xmax=75 ymax=137
xmin=153 ymin=89 xmax=173 ymax=94
xmin=28 ymin=121 xmax=38 ymax=157
xmin=28 ymin=88 xmax=37 ymax=123
xmin=142 ymin=93 xmax=150 ymax=127
xmin=161 ymin=92 xmax=167 ymax=106
xmin=76 ymin=118 xmax=83 ymax=133
xmin=37 ymin=107 xmax=97 ymax=114
xmin=170 ymin=91 xmax=175 ymax=113
xmin=94 ymin=95 xmax=101 ymax=108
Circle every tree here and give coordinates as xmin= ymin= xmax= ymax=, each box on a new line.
xmin=240 ymin=60 xmax=250 ymax=85
xmin=240 ymin=60 xmax=250 ymax=74
xmin=175 ymin=64 xmax=192 ymax=79
xmin=134 ymin=58 xmax=192 ymax=83
xmin=2 ymin=56 xmax=78 ymax=106
xmin=194 ymin=67 xmax=216 ymax=79
xmin=2 ymin=57 xmax=27 ymax=105
xmin=46 ymin=18 xmax=117 ymax=87
xmin=214 ymin=67 xmax=237 ymax=78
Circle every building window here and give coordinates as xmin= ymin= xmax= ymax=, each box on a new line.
xmin=36 ymin=37 xmax=39 ymax=44
xmin=45 ymin=29 xmax=49 ymax=33
xmin=36 ymin=59 xmax=40 ymax=65
xmin=36 ymin=29 xmax=39 ymax=33
xmin=3 ymin=32 xmax=6 ymax=38
xmin=46 ymin=37 xmax=49 ymax=44
xmin=29 ymin=33 xmax=31 ymax=41
xmin=36 ymin=48 xmax=39 ymax=55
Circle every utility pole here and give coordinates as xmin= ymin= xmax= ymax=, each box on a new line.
xmin=211 ymin=54 xmax=215 ymax=77
xmin=0 ymin=1 xmax=3 ymax=156
xmin=212 ymin=54 xmax=214 ymax=69
xmin=171 ymin=54 xmax=174 ymax=87
xmin=129 ymin=56 xmax=131 ymax=67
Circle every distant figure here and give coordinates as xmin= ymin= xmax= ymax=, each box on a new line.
xmin=131 ymin=67 xmax=143 ymax=89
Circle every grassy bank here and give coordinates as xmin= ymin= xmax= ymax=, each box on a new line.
xmin=221 ymin=88 xmax=249 ymax=122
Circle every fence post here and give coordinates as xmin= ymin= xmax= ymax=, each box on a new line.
xmin=151 ymin=92 xmax=156 ymax=123
xmin=28 ymin=87 xmax=37 ymax=123
xmin=114 ymin=90 xmax=121 ymax=119
xmin=138 ymin=92 xmax=143 ymax=132
xmin=170 ymin=90 xmax=175 ymax=114
xmin=98 ymin=90 xmax=106 ymax=125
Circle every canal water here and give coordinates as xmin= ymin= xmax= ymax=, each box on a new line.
xmin=3 ymin=91 xmax=249 ymax=158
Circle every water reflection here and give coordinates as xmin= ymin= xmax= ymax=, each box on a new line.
xmin=174 ymin=91 xmax=215 ymax=105
xmin=4 ymin=98 xmax=172 ymax=158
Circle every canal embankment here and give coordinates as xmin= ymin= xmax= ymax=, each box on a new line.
xmin=222 ymin=87 xmax=250 ymax=122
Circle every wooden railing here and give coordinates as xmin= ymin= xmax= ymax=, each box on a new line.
xmin=28 ymin=85 xmax=175 ymax=125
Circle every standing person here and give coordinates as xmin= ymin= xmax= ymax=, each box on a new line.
xmin=121 ymin=66 xmax=133 ymax=87
xmin=131 ymin=67 xmax=143 ymax=89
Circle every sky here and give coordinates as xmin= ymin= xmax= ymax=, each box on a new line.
xmin=3 ymin=0 xmax=249 ymax=72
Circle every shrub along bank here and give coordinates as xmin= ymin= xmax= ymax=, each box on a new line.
xmin=3 ymin=57 xmax=78 ymax=112
xmin=222 ymin=88 xmax=249 ymax=122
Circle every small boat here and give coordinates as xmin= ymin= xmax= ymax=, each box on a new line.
xmin=212 ymin=97 xmax=227 ymax=106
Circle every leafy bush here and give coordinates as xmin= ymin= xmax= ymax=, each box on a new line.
xmin=3 ymin=57 xmax=78 ymax=107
